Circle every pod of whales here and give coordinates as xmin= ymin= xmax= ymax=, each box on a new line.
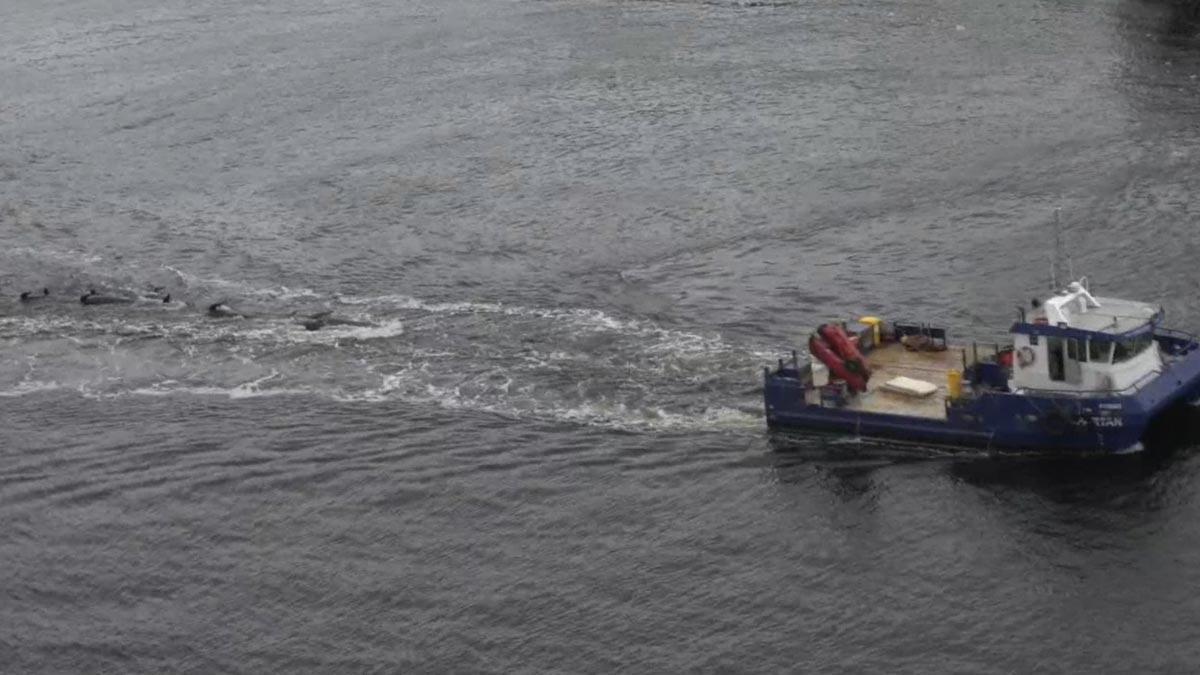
xmin=78 ymin=288 xmax=171 ymax=305
xmin=207 ymin=304 xmax=378 ymax=330
xmin=15 ymin=288 xmax=372 ymax=332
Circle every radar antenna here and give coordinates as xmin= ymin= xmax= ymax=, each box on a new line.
xmin=1050 ymin=208 xmax=1068 ymax=291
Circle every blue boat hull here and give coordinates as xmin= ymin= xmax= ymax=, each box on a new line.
xmin=764 ymin=332 xmax=1200 ymax=454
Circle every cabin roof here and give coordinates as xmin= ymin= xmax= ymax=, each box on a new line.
xmin=1015 ymin=295 xmax=1162 ymax=341
xmin=1054 ymin=296 xmax=1160 ymax=333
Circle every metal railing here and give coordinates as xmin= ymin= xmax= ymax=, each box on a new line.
xmin=1155 ymin=326 xmax=1200 ymax=349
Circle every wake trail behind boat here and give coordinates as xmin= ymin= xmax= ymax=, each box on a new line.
xmin=0 ymin=280 xmax=769 ymax=433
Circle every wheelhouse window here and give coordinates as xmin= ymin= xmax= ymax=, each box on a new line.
xmin=1112 ymin=334 xmax=1154 ymax=363
xmin=1088 ymin=339 xmax=1112 ymax=364
xmin=1047 ymin=337 xmax=1065 ymax=381
xmin=1067 ymin=338 xmax=1083 ymax=362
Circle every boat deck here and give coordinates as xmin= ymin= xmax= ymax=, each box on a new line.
xmin=845 ymin=342 xmax=990 ymax=419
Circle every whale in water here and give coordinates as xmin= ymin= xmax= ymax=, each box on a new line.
xmin=299 ymin=311 xmax=377 ymax=331
xmin=19 ymin=288 xmax=50 ymax=303
xmin=81 ymin=289 xmax=133 ymax=305
xmin=207 ymin=302 xmax=249 ymax=318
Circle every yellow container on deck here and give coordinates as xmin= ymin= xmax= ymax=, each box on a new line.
xmin=858 ymin=316 xmax=883 ymax=345
xmin=947 ymin=369 xmax=963 ymax=399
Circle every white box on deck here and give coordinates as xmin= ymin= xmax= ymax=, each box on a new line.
xmin=881 ymin=376 xmax=938 ymax=398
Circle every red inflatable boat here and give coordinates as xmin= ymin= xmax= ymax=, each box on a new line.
xmin=809 ymin=334 xmax=867 ymax=393
xmin=818 ymin=323 xmax=871 ymax=378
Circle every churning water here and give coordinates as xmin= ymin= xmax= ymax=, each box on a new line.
xmin=5 ymin=0 xmax=1200 ymax=671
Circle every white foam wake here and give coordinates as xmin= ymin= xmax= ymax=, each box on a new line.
xmin=161 ymin=265 xmax=321 ymax=300
xmin=0 ymin=380 xmax=66 ymax=398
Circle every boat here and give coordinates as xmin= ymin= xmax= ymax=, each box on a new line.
xmin=762 ymin=278 xmax=1200 ymax=454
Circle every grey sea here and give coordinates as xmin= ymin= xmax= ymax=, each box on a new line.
xmin=5 ymin=0 xmax=1200 ymax=671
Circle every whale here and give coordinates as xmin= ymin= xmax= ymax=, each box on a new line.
xmin=19 ymin=288 xmax=49 ymax=303
xmin=300 ymin=312 xmax=377 ymax=331
xmin=207 ymin=302 xmax=249 ymax=318
xmin=144 ymin=287 xmax=171 ymax=303
xmin=81 ymin=289 xmax=133 ymax=305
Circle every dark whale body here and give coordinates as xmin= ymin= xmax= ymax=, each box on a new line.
xmin=19 ymin=288 xmax=49 ymax=303
xmin=81 ymin=290 xmax=133 ymax=305
xmin=207 ymin=302 xmax=248 ymax=318
xmin=301 ymin=313 xmax=377 ymax=331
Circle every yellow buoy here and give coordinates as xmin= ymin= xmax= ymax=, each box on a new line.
xmin=947 ymin=369 xmax=963 ymax=399
xmin=858 ymin=316 xmax=883 ymax=345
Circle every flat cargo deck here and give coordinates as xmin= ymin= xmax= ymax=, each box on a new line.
xmin=845 ymin=342 xmax=991 ymax=419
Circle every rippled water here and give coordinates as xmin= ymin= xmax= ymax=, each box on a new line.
xmin=5 ymin=0 xmax=1200 ymax=671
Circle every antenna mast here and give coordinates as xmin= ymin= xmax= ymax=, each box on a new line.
xmin=1051 ymin=208 xmax=1064 ymax=290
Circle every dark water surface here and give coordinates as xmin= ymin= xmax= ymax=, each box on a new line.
xmin=5 ymin=0 xmax=1200 ymax=671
